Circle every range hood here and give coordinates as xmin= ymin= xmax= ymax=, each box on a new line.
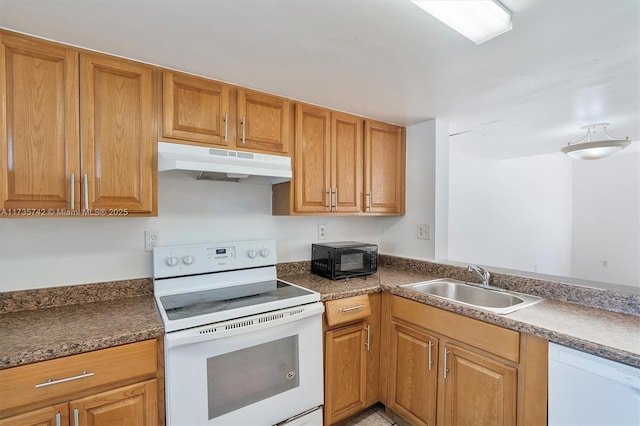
xmin=158 ymin=142 xmax=291 ymax=185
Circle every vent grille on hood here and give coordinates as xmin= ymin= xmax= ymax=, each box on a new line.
xmin=157 ymin=142 xmax=292 ymax=185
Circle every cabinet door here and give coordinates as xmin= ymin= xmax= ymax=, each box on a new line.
xmin=0 ymin=32 xmax=79 ymax=212
xmin=162 ymin=71 xmax=230 ymax=145
xmin=294 ymin=104 xmax=331 ymax=213
xmin=0 ymin=403 xmax=68 ymax=426
xmin=324 ymin=323 xmax=367 ymax=425
xmin=388 ymin=322 xmax=438 ymax=426
xmin=364 ymin=293 xmax=381 ymax=407
xmin=363 ymin=120 xmax=405 ymax=215
xmin=442 ymin=343 xmax=517 ymax=426
xmin=80 ymin=54 xmax=155 ymax=214
xmin=70 ymin=379 xmax=157 ymax=426
xmin=331 ymin=112 xmax=363 ymax=213
xmin=237 ymin=90 xmax=290 ymax=154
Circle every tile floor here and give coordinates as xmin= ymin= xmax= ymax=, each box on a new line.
xmin=344 ymin=404 xmax=397 ymax=426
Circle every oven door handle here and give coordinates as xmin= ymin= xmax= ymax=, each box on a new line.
xmin=165 ymin=302 xmax=325 ymax=349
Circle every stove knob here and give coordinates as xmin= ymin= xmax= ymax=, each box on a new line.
xmin=260 ymin=249 xmax=270 ymax=258
xmin=248 ymin=250 xmax=258 ymax=259
xmin=165 ymin=256 xmax=179 ymax=267
xmin=182 ymin=255 xmax=194 ymax=265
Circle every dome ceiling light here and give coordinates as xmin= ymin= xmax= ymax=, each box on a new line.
xmin=561 ymin=123 xmax=630 ymax=160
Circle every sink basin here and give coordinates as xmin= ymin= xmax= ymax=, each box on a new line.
xmin=401 ymin=278 xmax=543 ymax=314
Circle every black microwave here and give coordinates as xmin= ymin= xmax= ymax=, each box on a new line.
xmin=311 ymin=242 xmax=378 ymax=280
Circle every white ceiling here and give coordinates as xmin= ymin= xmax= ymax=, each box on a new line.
xmin=1 ymin=0 xmax=638 ymax=158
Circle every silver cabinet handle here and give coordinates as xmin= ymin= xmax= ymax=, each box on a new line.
xmin=83 ymin=174 xmax=88 ymax=211
xmin=443 ymin=348 xmax=450 ymax=378
xmin=333 ymin=188 xmax=338 ymax=210
xmin=428 ymin=341 xmax=434 ymax=371
xmin=366 ymin=191 xmax=372 ymax=210
xmin=223 ymin=113 xmax=228 ymax=142
xmin=70 ymin=173 xmax=75 ymax=210
xmin=55 ymin=412 xmax=61 ymax=426
xmin=35 ymin=371 xmax=94 ymax=388
xmin=74 ymin=408 xmax=79 ymax=426
xmin=326 ymin=189 xmax=331 ymax=210
xmin=241 ymin=116 xmax=246 ymax=144
xmin=365 ymin=324 xmax=371 ymax=351
xmin=342 ymin=305 xmax=364 ymax=312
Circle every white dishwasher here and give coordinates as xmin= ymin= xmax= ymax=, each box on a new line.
xmin=549 ymin=343 xmax=640 ymax=426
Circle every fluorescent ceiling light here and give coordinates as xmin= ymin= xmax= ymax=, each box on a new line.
xmin=411 ymin=0 xmax=513 ymax=45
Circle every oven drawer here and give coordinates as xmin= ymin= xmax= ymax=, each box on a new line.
xmin=325 ymin=294 xmax=372 ymax=327
xmin=0 ymin=339 xmax=157 ymax=412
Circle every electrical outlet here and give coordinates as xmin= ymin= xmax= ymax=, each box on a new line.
xmin=145 ymin=230 xmax=160 ymax=252
xmin=417 ymin=224 xmax=430 ymax=240
xmin=318 ymin=224 xmax=327 ymax=240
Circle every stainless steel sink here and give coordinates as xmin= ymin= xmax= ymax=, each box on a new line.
xmin=401 ymin=278 xmax=543 ymax=314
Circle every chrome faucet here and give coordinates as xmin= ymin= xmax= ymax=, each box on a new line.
xmin=468 ymin=265 xmax=491 ymax=287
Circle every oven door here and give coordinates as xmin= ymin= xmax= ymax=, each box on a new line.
xmin=164 ymin=303 xmax=324 ymax=426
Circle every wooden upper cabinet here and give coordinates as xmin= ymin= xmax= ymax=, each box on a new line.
xmin=332 ymin=112 xmax=363 ymax=213
xmin=0 ymin=32 xmax=79 ymax=212
xmin=237 ymin=89 xmax=290 ymax=154
xmin=290 ymin=105 xmax=363 ymax=214
xmin=80 ymin=54 xmax=156 ymax=214
xmin=364 ymin=120 xmax=405 ymax=215
xmin=294 ymin=104 xmax=331 ymax=213
xmin=162 ymin=71 xmax=230 ymax=146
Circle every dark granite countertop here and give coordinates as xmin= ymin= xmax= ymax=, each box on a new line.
xmin=0 ymin=280 xmax=164 ymax=370
xmin=2 ymin=258 xmax=638 ymax=370
xmin=283 ymin=266 xmax=640 ymax=368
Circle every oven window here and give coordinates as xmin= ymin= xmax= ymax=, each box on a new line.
xmin=206 ymin=335 xmax=300 ymax=419
xmin=340 ymin=253 xmax=364 ymax=271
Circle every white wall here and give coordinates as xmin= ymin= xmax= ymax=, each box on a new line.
xmin=448 ymin=151 xmax=574 ymax=276
xmin=378 ymin=120 xmax=438 ymax=259
xmin=0 ymin=172 xmax=391 ymax=291
xmin=571 ymin=152 xmax=640 ymax=286
xmin=0 ymin=120 xmax=438 ymax=292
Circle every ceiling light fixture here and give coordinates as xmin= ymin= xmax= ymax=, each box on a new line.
xmin=561 ymin=123 xmax=630 ymax=160
xmin=410 ymin=0 xmax=512 ymax=45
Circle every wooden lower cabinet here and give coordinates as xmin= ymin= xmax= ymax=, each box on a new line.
xmin=325 ymin=323 xmax=368 ymax=423
xmin=71 ymin=380 xmax=157 ymax=426
xmin=441 ymin=344 xmax=517 ymax=426
xmin=383 ymin=295 xmax=547 ymax=426
xmin=0 ymin=380 xmax=157 ymax=426
xmin=388 ymin=322 xmax=438 ymax=426
xmin=0 ymin=403 xmax=69 ymax=426
xmin=323 ymin=293 xmax=380 ymax=425
xmin=0 ymin=339 xmax=161 ymax=426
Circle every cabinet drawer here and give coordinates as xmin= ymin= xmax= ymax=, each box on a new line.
xmin=325 ymin=294 xmax=372 ymax=327
xmin=391 ymin=296 xmax=520 ymax=363
xmin=0 ymin=340 xmax=157 ymax=412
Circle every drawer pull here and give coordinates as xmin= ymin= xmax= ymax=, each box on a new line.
xmin=342 ymin=305 xmax=364 ymax=312
xmin=35 ymin=371 xmax=94 ymax=388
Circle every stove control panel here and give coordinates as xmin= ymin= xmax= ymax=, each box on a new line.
xmin=153 ymin=240 xmax=278 ymax=278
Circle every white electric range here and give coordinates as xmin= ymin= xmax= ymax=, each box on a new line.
xmin=153 ymin=240 xmax=324 ymax=426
